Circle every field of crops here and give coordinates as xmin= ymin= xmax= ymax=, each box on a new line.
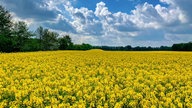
xmin=0 ymin=51 xmax=192 ymax=108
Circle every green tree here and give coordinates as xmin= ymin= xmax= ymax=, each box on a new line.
xmin=125 ymin=45 xmax=132 ymax=51
xmin=0 ymin=35 xmax=13 ymax=52
xmin=172 ymin=42 xmax=192 ymax=51
xmin=42 ymin=29 xmax=58 ymax=50
xmin=0 ymin=5 xmax=12 ymax=37
xmin=12 ymin=21 xmax=33 ymax=51
xmin=35 ymin=26 xmax=44 ymax=50
xmin=58 ymin=35 xmax=73 ymax=50
xmin=21 ymin=38 xmax=41 ymax=51
xmin=0 ymin=5 xmax=13 ymax=52
xmin=35 ymin=26 xmax=58 ymax=50
xmin=81 ymin=43 xmax=92 ymax=50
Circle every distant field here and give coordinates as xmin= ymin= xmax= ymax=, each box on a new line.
xmin=0 ymin=51 xmax=192 ymax=107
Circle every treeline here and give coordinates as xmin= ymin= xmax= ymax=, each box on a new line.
xmin=0 ymin=5 xmax=192 ymax=52
xmin=93 ymin=42 xmax=192 ymax=51
xmin=93 ymin=45 xmax=172 ymax=51
xmin=0 ymin=5 xmax=92 ymax=52
xmin=172 ymin=42 xmax=192 ymax=51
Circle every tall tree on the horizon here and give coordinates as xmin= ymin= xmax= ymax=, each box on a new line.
xmin=0 ymin=5 xmax=14 ymax=52
xmin=58 ymin=35 xmax=73 ymax=50
xmin=36 ymin=26 xmax=44 ymax=50
xmin=42 ymin=29 xmax=59 ymax=50
xmin=12 ymin=21 xmax=33 ymax=51
xmin=0 ymin=5 xmax=12 ymax=37
xmin=36 ymin=26 xmax=58 ymax=50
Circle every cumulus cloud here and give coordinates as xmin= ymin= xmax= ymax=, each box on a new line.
xmin=94 ymin=1 xmax=139 ymax=38
xmin=95 ymin=2 xmax=112 ymax=18
xmin=130 ymin=3 xmax=162 ymax=29
xmin=64 ymin=4 xmax=104 ymax=35
xmin=130 ymin=2 xmax=188 ymax=29
xmin=56 ymin=1 xmax=192 ymax=46
xmin=160 ymin=0 xmax=191 ymax=22
xmin=0 ymin=0 xmax=191 ymax=46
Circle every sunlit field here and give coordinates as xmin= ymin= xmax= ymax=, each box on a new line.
xmin=0 ymin=51 xmax=192 ymax=108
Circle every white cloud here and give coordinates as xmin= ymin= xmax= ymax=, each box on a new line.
xmin=64 ymin=4 xmax=103 ymax=35
xmin=130 ymin=2 xmax=162 ymax=29
xmin=69 ymin=1 xmax=191 ymax=46
xmin=1 ymin=0 xmax=191 ymax=46
xmin=129 ymin=2 xmax=187 ymax=29
xmin=95 ymin=2 xmax=112 ymax=18
xmin=160 ymin=0 xmax=175 ymax=5
xmin=155 ymin=4 xmax=187 ymax=24
xmin=94 ymin=1 xmax=139 ymax=39
xmin=160 ymin=0 xmax=192 ymax=23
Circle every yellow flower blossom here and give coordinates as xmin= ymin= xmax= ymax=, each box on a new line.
xmin=0 ymin=51 xmax=191 ymax=107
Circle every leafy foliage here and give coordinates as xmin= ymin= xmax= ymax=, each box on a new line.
xmin=0 ymin=5 xmax=13 ymax=52
xmin=58 ymin=35 xmax=73 ymax=50
xmin=0 ymin=5 xmax=12 ymax=37
xmin=172 ymin=42 xmax=192 ymax=51
xmin=12 ymin=21 xmax=33 ymax=51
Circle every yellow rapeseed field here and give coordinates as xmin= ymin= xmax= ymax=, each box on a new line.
xmin=0 ymin=51 xmax=192 ymax=108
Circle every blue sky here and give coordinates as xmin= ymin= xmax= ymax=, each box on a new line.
xmin=74 ymin=0 xmax=167 ymax=13
xmin=0 ymin=0 xmax=192 ymax=47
